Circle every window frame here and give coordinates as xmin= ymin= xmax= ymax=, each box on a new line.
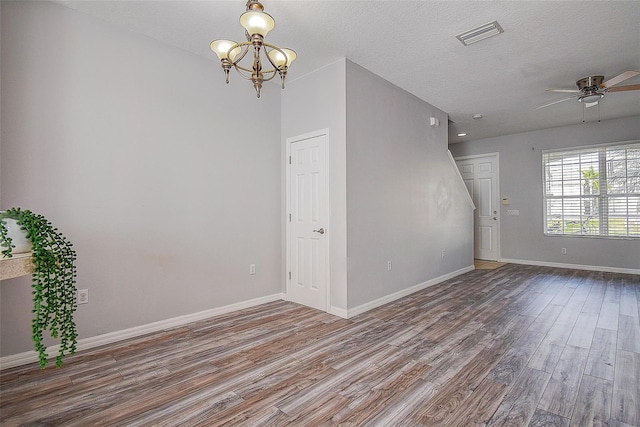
xmin=542 ymin=140 xmax=640 ymax=240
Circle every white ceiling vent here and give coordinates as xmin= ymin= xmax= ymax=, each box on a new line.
xmin=456 ymin=21 xmax=504 ymax=46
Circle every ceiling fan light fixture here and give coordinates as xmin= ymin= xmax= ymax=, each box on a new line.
xmin=578 ymin=92 xmax=604 ymax=104
xmin=456 ymin=21 xmax=504 ymax=46
xmin=538 ymin=71 xmax=640 ymax=111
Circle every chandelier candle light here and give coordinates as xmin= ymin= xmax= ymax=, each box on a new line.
xmin=210 ymin=0 xmax=296 ymax=98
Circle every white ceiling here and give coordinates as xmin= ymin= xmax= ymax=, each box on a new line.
xmin=56 ymin=0 xmax=640 ymax=142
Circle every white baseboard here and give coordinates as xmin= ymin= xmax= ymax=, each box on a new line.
xmin=329 ymin=306 xmax=348 ymax=319
xmin=0 ymin=293 xmax=286 ymax=370
xmin=346 ymin=265 xmax=475 ymax=318
xmin=500 ymin=258 xmax=640 ymax=275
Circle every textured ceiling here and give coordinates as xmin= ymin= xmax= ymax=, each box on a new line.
xmin=56 ymin=0 xmax=640 ymax=142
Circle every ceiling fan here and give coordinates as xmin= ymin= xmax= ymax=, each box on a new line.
xmin=537 ymin=70 xmax=640 ymax=109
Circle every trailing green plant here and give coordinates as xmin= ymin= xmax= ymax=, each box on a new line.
xmin=0 ymin=208 xmax=78 ymax=368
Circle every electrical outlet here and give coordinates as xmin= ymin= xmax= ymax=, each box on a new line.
xmin=249 ymin=264 xmax=256 ymax=275
xmin=387 ymin=261 xmax=392 ymax=271
xmin=561 ymin=248 xmax=567 ymax=255
xmin=441 ymin=250 xmax=446 ymax=258
xmin=77 ymin=289 xmax=89 ymax=304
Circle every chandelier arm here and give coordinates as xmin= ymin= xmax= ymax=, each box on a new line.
xmin=228 ymin=40 xmax=279 ymax=81
xmin=225 ymin=42 xmax=262 ymax=82
xmin=263 ymin=43 xmax=289 ymax=88
xmin=234 ymin=64 xmax=276 ymax=75
xmin=233 ymin=64 xmax=277 ymax=79
xmin=263 ymin=43 xmax=288 ymax=68
xmin=233 ymin=66 xmax=258 ymax=82
xmin=228 ymin=42 xmax=251 ymax=66
xmin=233 ymin=41 xmax=279 ymax=82
xmin=258 ymin=68 xmax=279 ymax=81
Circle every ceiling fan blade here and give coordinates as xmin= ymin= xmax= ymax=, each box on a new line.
xmin=585 ymin=101 xmax=599 ymax=108
xmin=545 ymin=88 xmax=580 ymax=93
xmin=536 ymin=96 xmax=576 ymax=109
xmin=602 ymin=70 xmax=640 ymax=88
xmin=607 ymin=84 xmax=640 ymax=92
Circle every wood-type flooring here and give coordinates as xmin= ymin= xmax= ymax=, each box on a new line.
xmin=1 ymin=264 xmax=639 ymax=426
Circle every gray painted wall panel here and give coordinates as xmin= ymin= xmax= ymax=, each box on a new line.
xmin=1 ymin=1 xmax=282 ymax=356
xmin=281 ymin=59 xmax=348 ymax=311
xmin=346 ymin=61 xmax=474 ymax=308
xmin=449 ymin=116 xmax=640 ymax=271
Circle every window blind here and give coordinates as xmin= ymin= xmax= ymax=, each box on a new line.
xmin=542 ymin=141 xmax=640 ymax=238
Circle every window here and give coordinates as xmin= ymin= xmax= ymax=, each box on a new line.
xmin=543 ymin=141 xmax=640 ymax=238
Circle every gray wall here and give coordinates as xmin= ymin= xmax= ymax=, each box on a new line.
xmin=449 ymin=116 xmax=640 ymax=271
xmin=1 ymin=1 xmax=282 ymax=356
xmin=346 ymin=61 xmax=473 ymax=308
xmin=281 ymin=59 xmax=348 ymax=312
xmin=282 ymin=59 xmax=474 ymax=313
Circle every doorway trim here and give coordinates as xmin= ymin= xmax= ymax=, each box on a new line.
xmin=454 ymin=152 xmax=501 ymax=262
xmin=285 ymin=128 xmax=331 ymax=312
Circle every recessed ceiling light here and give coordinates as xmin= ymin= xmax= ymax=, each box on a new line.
xmin=456 ymin=21 xmax=504 ymax=46
xmin=458 ymin=133 xmax=467 ymax=137
xmin=473 ymin=114 xmax=483 ymax=119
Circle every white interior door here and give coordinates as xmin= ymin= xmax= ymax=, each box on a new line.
xmin=456 ymin=154 xmax=500 ymax=261
xmin=287 ymin=132 xmax=329 ymax=311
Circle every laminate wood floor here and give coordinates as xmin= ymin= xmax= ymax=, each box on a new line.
xmin=474 ymin=260 xmax=508 ymax=270
xmin=1 ymin=264 xmax=639 ymax=426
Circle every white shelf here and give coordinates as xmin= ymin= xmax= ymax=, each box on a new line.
xmin=0 ymin=253 xmax=35 ymax=280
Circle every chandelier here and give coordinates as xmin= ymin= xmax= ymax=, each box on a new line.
xmin=210 ymin=1 xmax=296 ymax=98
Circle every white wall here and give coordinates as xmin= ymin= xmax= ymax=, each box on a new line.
xmin=1 ymin=1 xmax=282 ymax=356
xmin=281 ymin=59 xmax=348 ymax=312
xmin=449 ymin=116 xmax=640 ymax=272
xmin=345 ymin=61 xmax=474 ymax=308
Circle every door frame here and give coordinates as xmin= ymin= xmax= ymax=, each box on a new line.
xmin=454 ymin=152 xmax=501 ymax=262
xmin=285 ymin=129 xmax=331 ymax=312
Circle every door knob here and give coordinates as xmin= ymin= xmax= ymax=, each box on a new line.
xmin=491 ymin=217 xmax=497 ymax=220
xmin=313 ymin=228 xmax=325 ymax=234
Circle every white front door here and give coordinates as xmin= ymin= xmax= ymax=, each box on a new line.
xmin=287 ymin=131 xmax=329 ymax=311
xmin=456 ymin=154 xmax=500 ymax=261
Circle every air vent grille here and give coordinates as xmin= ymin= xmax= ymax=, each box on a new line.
xmin=456 ymin=21 xmax=504 ymax=46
